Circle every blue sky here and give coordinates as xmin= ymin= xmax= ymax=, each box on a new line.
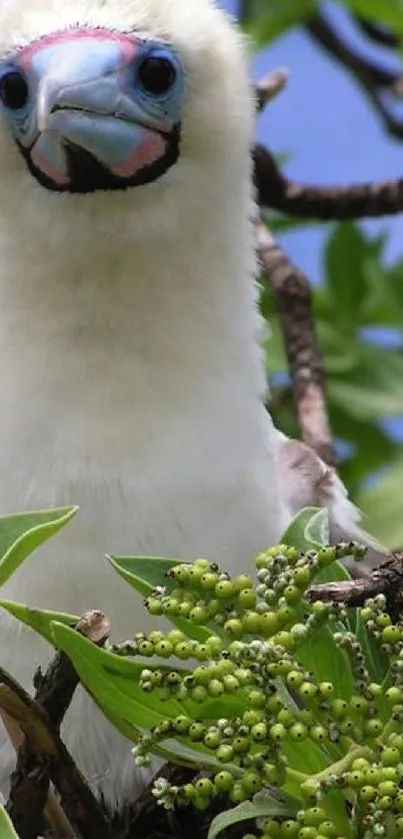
xmin=221 ymin=0 xmax=402 ymax=283
xmin=221 ymin=0 xmax=402 ymax=282
xmin=221 ymin=0 xmax=403 ymax=441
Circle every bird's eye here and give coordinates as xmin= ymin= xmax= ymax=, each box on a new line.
xmin=0 ymin=71 xmax=29 ymax=110
xmin=138 ymin=56 xmax=176 ymax=95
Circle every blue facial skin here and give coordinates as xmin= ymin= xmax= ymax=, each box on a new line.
xmin=0 ymin=33 xmax=185 ymax=193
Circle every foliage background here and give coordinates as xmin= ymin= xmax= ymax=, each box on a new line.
xmin=220 ymin=0 xmax=403 ymax=548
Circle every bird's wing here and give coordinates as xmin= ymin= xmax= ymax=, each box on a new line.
xmin=275 ymin=430 xmax=386 ymax=569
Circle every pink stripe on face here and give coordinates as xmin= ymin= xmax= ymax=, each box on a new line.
xmin=114 ymin=131 xmax=166 ymax=178
xmin=19 ymin=27 xmax=139 ymax=69
xmin=30 ymin=144 xmax=70 ymax=186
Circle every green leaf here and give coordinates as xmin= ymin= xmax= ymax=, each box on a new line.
xmin=207 ymin=793 xmax=296 ymax=839
xmin=324 ymin=222 xmax=370 ymax=330
xmin=108 ymin=555 xmax=212 ymax=642
xmin=281 ymin=511 xmax=353 ymax=698
xmin=356 ymin=452 xmax=403 ymax=548
xmin=241 ymin=0 xmax=316 ymax=45
xmin=0 ymin=804 xmax=19 ymax=838
xmin=328 ymin=344 xmax=403 ymax=420
xmin=0 ymin=600 xmax=78 ymax=645
xmin=281 ymin=507 xmax=329 ymax=551
xmin=0 ymin=507 xmax=77 ymax=588
xmin=51 ymin=622 xmax=184 ymax=735
xmin=337 ymin=0 xmax=403 ymax=32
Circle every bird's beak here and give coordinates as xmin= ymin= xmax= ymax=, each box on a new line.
xmin=15 ymin=31 xmax=180 ymax=192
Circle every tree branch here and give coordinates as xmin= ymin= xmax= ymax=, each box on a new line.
xmin=253 ymin=143 xmax=403 ymax=219
xmin=256 ymin=218 xmax=336 ymax=466
xmin=4 ymin=610 xmax=113 ymax=839
xmin=307 ymin=553 xmax=403 ymax=621
xmin=354 ymin=16 xmax=399 ymax=49
xmin=305 ymin=11 xmax=403 ymax=140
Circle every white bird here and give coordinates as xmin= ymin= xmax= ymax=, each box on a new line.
xmin=0 ymin=0 xmax=384 ymax=813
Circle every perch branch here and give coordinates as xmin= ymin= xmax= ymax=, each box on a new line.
xmin=4 ymin=610 xmax=112 ymax=839
xmin=256 ymin=218 xmax=336 ymax=466
xmin=307 ymin=553 xmax=403 ymax=621
xmin=253 ymin=143 xmax=403 ymax=219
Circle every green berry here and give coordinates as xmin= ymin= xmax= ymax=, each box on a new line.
xmin=195 ymin=778 xmax=213 ymax=797
xmin=138 ymin=640 xmax=154 ymax=656
xmin=367 ymin=682 xmax=382 ymax=699
xmin=378 ymin=780 xmax=397 ymax=797
xmin=286 ymin=670 xmax=304 ymax=689
xmin=248 ymin=689 xmax=266 ymax=708
xmin=276 ymin=709 xmax=294 ymax=727
xmin=346 ymin=770 xmax=364 ymax=789
xmin=298 ymin=828 xmax=316 ymax=839
xmin=289 ymin=723 xmax=307 ymax=741
xmin=381 ymin=746 xmax=400 ymax=766
xmin=189 ymin=723 xmax=205 ymax=741
xmin=270 ymin=723 xmax=287 ymax=742
xmin=204 ymin=730 xmax=221 ymax=749
xmin=251 ymin=722 xmax=268 ymax=742
xmin=217 ymin=744 xmax=234 ymax=763
xmin=302 ymin=808 xmax=325 ymax=826
xmin=200 ymin=573 xmax=218 ymax=590
xmin=233 ymin=736 xmax=249 ymax=754
xmin=215 ymin=580 xmax=235 ymax=599
xmin=318 ymin=682 xmax=334 ymax=699
xmin=146 ymin=598 xmax=163 ymax=615
xmin=385 ymin=687 xmax=403 ymax=705
xmin=293 ymin=566 xmax=311 ymax=587
xmin=155 ymin=640 xmax=173 ymax=657
xmin=173 ymin=715 xmax=190 ymax=733
xmin=229 ymin=782 xmax=247 ymax=803
xmin=280 ymin=821 xmax=299 ymax=837
xmin=363 ymin=718 xmax=383 ymax=738
xmin=233 ymin=574 xmax=253 ymax=591
xmin=276 ymin=606 xmax=295 ymax=626
xmin=284 ymin=585 xmax=302 ymax=605
xmin=241 ymin=772 xmax=262 ymax=794
xmin=214 ymin=770 xmax=234 ymax=792
xmin=191 ymin=685 xmax=208 ymax=703
xmin=382 ymin=625 xmax=401 ymax=644
xmin=238 ymin=588 xmax=257 ymax=609
xmin=208 ymin=679 xmax=224 ymax=698
xmin=317 ymin=822 xmax=336 ymax=838
xmin=242 ymin=611 xmax=261 ymax=633
xmin=330 ymin=699 xmax=348 ymax=719
xmin=263 ymin=821 xmax=281 ymax=836
xmin=260 ymin=612 xmax=279 ymax=637
xmin=317 ymin=547 xmax=336 ymax=566
xmin=224 ymin=618 xmax=243 ymax=637
xmin=299 ymin=682 xmax=317 ymax=702
xmin=189 ymin=605 xmax=208 ymax=623
xmin=310 ymin=725 xmax=327 ymax=742
xmin=274 ymin=631 xmax=295 ymax=650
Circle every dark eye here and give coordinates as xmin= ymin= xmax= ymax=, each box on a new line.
xmin=0 ymin=71 xmax=29 ymax=110
xmin=138 ymin=56 xmax=176 ymax=95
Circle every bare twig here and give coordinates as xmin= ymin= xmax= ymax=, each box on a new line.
xmin=256 ymin=218 xmax=336 ymax=466
xmin=255 ymin=68 xmax=289 ymax=112
xmin=306 ymin=11 xmax=403 ymax=140
xmin=4 ymin=610 xmax=112 ymax=839
xmin=354 ymin=16 xmax=399 ymax=49
xmin=307 ymin=553 xmax=403 ymax=621
xmin=253 ymin=143 xmax=403 ymax=219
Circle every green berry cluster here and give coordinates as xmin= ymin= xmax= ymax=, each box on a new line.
xmin=128 ymin=543 xmax=403 ymax=839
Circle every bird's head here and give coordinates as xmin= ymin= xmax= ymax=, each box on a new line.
xmin=0 ymin=0 xmax=253 ymax=248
